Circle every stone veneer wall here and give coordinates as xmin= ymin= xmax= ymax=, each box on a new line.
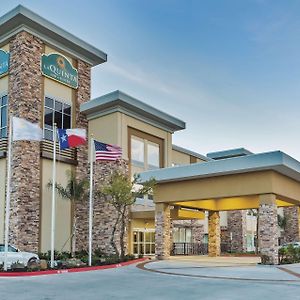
xmin=208 ymin=211 xmax=221 ymax=256
xmin=91 ymin=160 xmax=129 ymax=255
xmin=227 ymin=210 xmax=247 ymax=252
xmin=155 ymin=203 xmax=171 ymax=259
xmin=8 ymin=31 xmax=43 ymax=252
xmin=56 ymin=59 xmax=130 ymax=256
xmin=258 ymin=203 xmax=279 ymax=264
xmin=283 ymin=206 xmax=300 ymax=243
xmin=74 ymin=59 xmax=91 ymax=251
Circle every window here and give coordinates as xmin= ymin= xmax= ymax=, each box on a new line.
xmin=0 ymin=95 xmax=8 ymax=138
xmin=129 ymin=129 xmax=163 ymax=208
xmin=44 ymin=96 xmax=71 ymax=140
xmin=131 ymin=137 xmax=145 ymax=167
xmin=130 ymin=134 xmax=162 ymax=171
xmin=133 ymin=229 xmax=155 ymax=255
xmin=173 ymin=228 xmax=192 ymax=243
xmin=147 ymin=142 xmax=159 ymax=169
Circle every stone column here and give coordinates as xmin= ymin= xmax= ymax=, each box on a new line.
xmin=283 ymin=206 xmax=300 ymax=243
xmin=74 ymin=59 xmax=91 ymax=251
xmin=258 ymin=194 xmax=279 ymax=265
xmin=8 ymin=31 xmax=43 ymax=252
xmin=208 ymin=211 xmax=221 ymax=257
xmin=227 ymin=210 xmax=247 ymax=252
xmin=155 ymin=203 xmax=171 ymax=259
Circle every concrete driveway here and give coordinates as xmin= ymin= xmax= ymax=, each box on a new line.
xmin=0 ymin=258 xmax=299 ymax=300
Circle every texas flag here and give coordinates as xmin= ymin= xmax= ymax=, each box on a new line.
xmin=57 ymin=128 xmax=86 ymax=150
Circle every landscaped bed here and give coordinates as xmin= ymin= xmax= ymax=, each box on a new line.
xmin=0 ymin=250 xmax=148 ymax=276
xmin=0 ymin=257 xmax=148 ymax=277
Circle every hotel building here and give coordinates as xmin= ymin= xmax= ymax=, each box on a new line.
xmin=0 ymin=6 xmax=300 ymax=264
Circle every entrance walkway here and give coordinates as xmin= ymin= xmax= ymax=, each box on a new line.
xmin=140 ymin=256 xmax=300 ymax=282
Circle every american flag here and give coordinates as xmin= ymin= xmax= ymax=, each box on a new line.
xmin=94 ymin=140 xmax=122 ymax=161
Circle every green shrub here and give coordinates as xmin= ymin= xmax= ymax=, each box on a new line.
xmin=279 ymin=245 xmax=300 ymax=264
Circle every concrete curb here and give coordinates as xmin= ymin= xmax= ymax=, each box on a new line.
xmin=0 ymin=257 xmax=148 ymax=277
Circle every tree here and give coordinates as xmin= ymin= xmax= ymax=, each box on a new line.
xmin=97 ymin=171 xmax=155 ymax=259
xmin=278 ymin=214 xmax=288 ymax=231
xmin=47 ymin=170 xmax=89 ymax=255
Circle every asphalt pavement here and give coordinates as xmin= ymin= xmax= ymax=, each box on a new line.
xmin=0 ymin=258 xmax=299 ymax=300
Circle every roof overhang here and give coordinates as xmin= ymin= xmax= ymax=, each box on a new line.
xmin=0 ymin=5 xmax=107 ymax=66
xmin=80 ymin=90 xmax=186 ymax=133
xmin=139 ymin=151 xmax=300 ymax=184
xmin=140 ymin=151 xmax=300 ymax=207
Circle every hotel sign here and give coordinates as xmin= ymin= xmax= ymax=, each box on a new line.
xmin=41 ymin=53 xmax=78 ymax=89
xmin=0 ymin=49 xmax=9 ymax=77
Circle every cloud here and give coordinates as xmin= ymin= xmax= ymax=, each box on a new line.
xmin=103 ymin=60 xmax=175 ymax=96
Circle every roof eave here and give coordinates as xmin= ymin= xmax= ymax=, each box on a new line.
xmin=139 ymin=151 xmax=300 ymax=184
xmin=81 ymin=91 xmax=186 ymax=133
xmin=0 ymin=5 xmax=107 ymax=66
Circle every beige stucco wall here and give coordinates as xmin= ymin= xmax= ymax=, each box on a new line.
xmin=0 ymin=159 xmax=6 ymax=243
xmin=172 ymin=149 xmax=190 ymax=165
xmin=89 ymin=112 xmax=120 ymax=146
xmin=40 ymin=159 xmax=72 ymax=252
xmin=196 ymin=157 xmax=207 ymax=163
xmin=88 ymin=112 xmax=173 ymax=167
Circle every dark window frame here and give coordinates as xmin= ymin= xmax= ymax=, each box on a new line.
xmin=0 ymin=94 xmax=8 ymax=138
xmin=43 ymin=95 xmax=72 ymax=141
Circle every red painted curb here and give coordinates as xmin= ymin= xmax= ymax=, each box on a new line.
xmin=0 ymin=257 xmax=148 ymax=277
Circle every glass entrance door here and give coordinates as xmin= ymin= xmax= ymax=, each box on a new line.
xmin=133 ymin=229 xmax=155 ymax=255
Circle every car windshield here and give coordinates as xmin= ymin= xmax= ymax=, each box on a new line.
xmin=0 ymin=245 xmax=18 ymax=252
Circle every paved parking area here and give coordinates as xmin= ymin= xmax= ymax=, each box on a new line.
xmin=0 ymin=258 xmax=299 ymax=300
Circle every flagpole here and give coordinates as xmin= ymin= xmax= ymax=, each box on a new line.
xmin=4 ymin=115 xmax=13 ymax=271
xmin=50 ymin=123 xmax=57 ymax=268
xmin=88 ymin=134 xmax=94 ymax=266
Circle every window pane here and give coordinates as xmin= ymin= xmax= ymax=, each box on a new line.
xmin=186 ymin=229 xmax=192 ymax=243
xmin=131 ymin=137 xmax=144 ymax=166
xmin=44 ymin=129 xmax=53 ymax=140
xmin=1 ymin=95 xmax=7 ymax=106
xmin=151 ymin=244 xmax=155 ymax=254
xmin=139 ymin=244 xmax=144 ymax=254
xmin=55 ymin=100 xmax=63 ymax=112
xmin=133 ymin=232 xmax=138 ymax=243
xmin=145 ymin=232 xmax=151 ymax=242
xmin=45 ymin=97 xmax=53 ymax=108
xmin=8 ymin=245 xmax=17 ymax=252
xmin=44 ymin=108 xmax=53 ymax=127
xmin=145 ymin=244 xmax=150 ymax=254
xmin=1 ymin=128 xmax=6 ymax=138
xmin=63 ymin=104 xmax=71 ymax=115
xmin=1 ymin=106 xmax=7 ymax=128
xmin=147 ymin=142 xmax=160 ymax=168
xmin=139 ymin=232 xmax=144 ymax=242
xmin=63 ymin=114 xmax=71 ymax=129
xmin=54 ymin=111 xmax=62 ymax=129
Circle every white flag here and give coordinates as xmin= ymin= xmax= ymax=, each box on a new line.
xmin=12 ymin=117 xmax=43 ymax=141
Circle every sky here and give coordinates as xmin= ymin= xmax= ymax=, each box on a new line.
xmin=2 ymin=0 xmax=300 ymax=159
